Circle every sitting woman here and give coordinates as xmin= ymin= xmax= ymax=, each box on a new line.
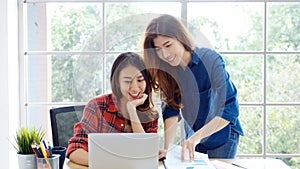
xmin=66 ymin=52 xmax=159 ymax=166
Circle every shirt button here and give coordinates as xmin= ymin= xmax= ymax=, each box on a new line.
xmin=121 ymin=123 xmax=124 ymax=127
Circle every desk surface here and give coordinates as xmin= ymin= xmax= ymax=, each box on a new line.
xmin=63 ymin=158 xmax=291 ymax=169
xmin=63 ymin=159 xmax=88 ymax=169
xmin=63 ymin=159 xmax=163 ymax=169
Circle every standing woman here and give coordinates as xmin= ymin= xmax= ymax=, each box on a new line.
xmin=142 ymin=14 xmax=244 ymax=161
xmin=66 ymin=52 xmax=159 ymax=166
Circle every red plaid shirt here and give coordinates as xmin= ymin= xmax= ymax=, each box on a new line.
xmin=66 ymin=93 xmax=159 ymax=157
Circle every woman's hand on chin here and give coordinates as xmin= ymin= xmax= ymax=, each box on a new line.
xmin=127 ymin=93 xmax=148 ymax=108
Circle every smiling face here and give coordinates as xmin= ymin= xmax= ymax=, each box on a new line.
xmin=118 ymin=65 xmax=146 ymax=101
xmin=153 ymin=35 xmax=191 ymax=68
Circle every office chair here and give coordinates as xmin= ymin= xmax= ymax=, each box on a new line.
xmin=50 ymin=105 xmax=85 ymax=148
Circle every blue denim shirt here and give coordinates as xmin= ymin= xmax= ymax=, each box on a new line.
xmin=162 ymin=47 xmax=244 ymax=149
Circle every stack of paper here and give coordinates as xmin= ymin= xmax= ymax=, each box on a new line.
xmin=165 ymin=144 xmax=216 ymax=169
xmin=211 ymin=160 xmax=243 ymax=169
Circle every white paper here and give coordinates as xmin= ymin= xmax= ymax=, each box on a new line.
xmin=165 ymin=144 xmax=216 ymax=169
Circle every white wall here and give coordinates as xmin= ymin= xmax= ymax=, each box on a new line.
xmin=0 ymin=0 xmax=19 ymax=168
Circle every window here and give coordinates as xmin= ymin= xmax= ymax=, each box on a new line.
xmin=20 ymin=0 xmax=300 ymax=168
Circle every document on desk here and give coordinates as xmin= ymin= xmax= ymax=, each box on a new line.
xmin=165 ymin=144 xmax=216 ymax=169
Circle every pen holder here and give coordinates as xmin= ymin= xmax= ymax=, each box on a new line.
xmin=36 ymin=154 xmax=60 ymax=169
xmin=52 ymin=146 xmax=66 ymax=169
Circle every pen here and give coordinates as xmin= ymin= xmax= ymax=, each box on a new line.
xmin=31 ymin=142 xmax=42 ymax=158
xmin=39 ymin=143 xmax=52 ymax=169
xmin=48 ymin=141 xmax=53 ymax=158
xmin=160 ymin=157 xmax=168 ymax=169
xmin=39 ymin=143 xmax=48 ymax=158
xmin=232 ymin=162 xmax=248 ymax=169
xmin=42 ymin=140 xmax=47 ymax=149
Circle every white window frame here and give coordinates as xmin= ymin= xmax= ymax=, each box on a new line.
xmin=19 ymin=0 xmax=300 ymax=160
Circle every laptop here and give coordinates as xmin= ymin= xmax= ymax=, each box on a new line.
xmin=88 ymin=133 xmax=159 ymax=169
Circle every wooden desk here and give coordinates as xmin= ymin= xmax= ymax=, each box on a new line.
xmin=63 ymin=159 xmax=88 ymax=169
xmin=227 ymin=159 xmax=291 ymax=169
xmin=63 ymin=158 xmax=291 ymax=169
xmin=63 ymin=159 xmax=164 ymax=169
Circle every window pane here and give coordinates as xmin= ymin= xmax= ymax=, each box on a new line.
xmin=105 ymin=54 xmax=118 ymax=93
xmin=266 ymin=54 xmax=300 ymax=102
xmin=267 ymin=3 xmax=300 ymax=51
xmin=27 ymin=3 xmax=47 ymax=51
xmin=279 ymin=157 xmax=300 ymax=169
xmin=187 ymin=2 xmax=263 ymax=51
xmin=53 ymin=54 xmax=104 ymax=102
xmin=27 ymin=54 xmax=104 ymax=102
xmin=238 ymin=106 xmax=263 ymax=154
xmin=105 ymin=3 xmax=180 ymax=51
xmin=223 ymin=54 xmax=263 ymax=103
xmin=267 ymin=106 xmax=300 ymax=154
xmin=26 ymin=54 xmax=51 ymax=102
xmin=51 ymin=3 xmax=103 ymax=51
xmin=26 ymin=105 xmax=53 ymax=140
xmin=105 ymin=2 xmax=180 ymax=25
xmin=105 ymin=14 xmax=147 ymax=52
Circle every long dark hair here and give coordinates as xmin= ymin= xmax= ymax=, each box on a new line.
xmin=142 ymin=14 xmax=194 ymax=109
xmin=110 ymin=52 xmax=153 ymax=111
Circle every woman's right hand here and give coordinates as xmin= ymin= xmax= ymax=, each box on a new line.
xmin=127 ymin=93 xmax=148 ymax=109
xmin=158 ymin=149 xmax=167 ymax=160
xmin=126 ymin=94 xmax=148 ymax=132
xmin=126 ymin=94 xmax=148 ymax=120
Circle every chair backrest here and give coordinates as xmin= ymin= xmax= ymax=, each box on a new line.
xmin=50 ymin=105 xmax=85 ymax=148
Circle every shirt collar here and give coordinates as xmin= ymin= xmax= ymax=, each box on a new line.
xmin=187 ymin=48 xmax=199 ymax=68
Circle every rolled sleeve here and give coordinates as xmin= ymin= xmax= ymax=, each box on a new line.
xmin=66 ymin=123 xmax=89 ymax=158
xmin=162 ymin=104 xmax=180 ymax=121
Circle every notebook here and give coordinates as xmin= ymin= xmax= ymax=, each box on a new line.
xmin=88 ymin=133 xmax=159 ymax=169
